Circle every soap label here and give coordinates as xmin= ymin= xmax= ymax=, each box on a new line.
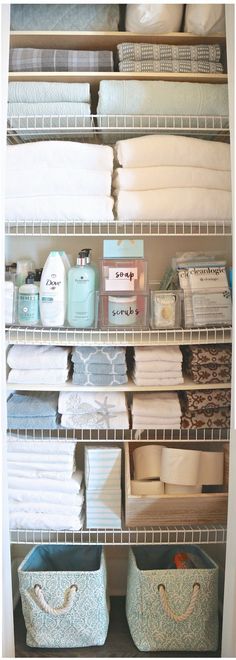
xmin=108 ymin=267 xmax=138 ymax=281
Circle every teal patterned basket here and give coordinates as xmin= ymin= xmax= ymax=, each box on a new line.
xmin=126 ymin=545 xmax=219 ymax=652
xmin=18 ymin=545 xmax=109 ymax=648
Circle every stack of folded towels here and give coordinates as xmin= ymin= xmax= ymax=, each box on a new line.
xmin=7 ymin=392 xmax=59 ymax=429
xmin=8 ymin=81 xmax=92 ymax=127
xmin=182 ymin=344 xmax=232 ymax=384
xmin=114 ymin=134 xmax=231 ymax=223
xmin=180 ymin=389 xmax=231 ymax=429
xmin=9 ymin=49 xmax=114 ymax=73
xmin=7 ymin=439 xmax=84 ymax=530
xmin=130 ymin=346 xmax=183 ymax=386
xmin=59 ymin=391 xmax=129 ymax=429
xmin=6 ymin=140 xmax=114 ymax=223
xmin=117 ymin=42 xmax=224 ymax=73
xmin=132 ymin=392 xmax=182 ymax=429
xmin=7 ymin=345 xmax=71 ymax=385
xmin=72 ymin=346 xmax=128 ymax=386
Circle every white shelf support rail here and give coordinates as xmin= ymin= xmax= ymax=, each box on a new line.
xmin=6 ymin=428 xmax=230 ymax=443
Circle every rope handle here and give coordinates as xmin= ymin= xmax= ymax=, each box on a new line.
xmin=33 ymin=583 xmax=78 ymax=616
xmin=158 ymin=582 xmax=200 ymax=622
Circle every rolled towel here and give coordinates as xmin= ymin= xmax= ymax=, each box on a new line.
xmin=7 ymin=140 xmax=113 ymax=172
xmin=72 ymin=373 xmax=128 ymax=386
xmin=8 ymin=369 xmax=69 ymax=385
xmin=114 ymin=166 xmax=231 ymax=192
xmin=58 ymin=390 xmax=127 ymax=414
xmin=61 ymin=412 xmax=129 ymax=430
xmin=8 ymin=81 xmax=90 ymax=103
xmin=116 ymin=135 xmax=230 ymax=170
xmin=8 ymin=470 xmax=83 ymax=493
xmin=72 ymin=346 xmax=126 ymax=365
xmin=9 ymin=511 xmax=84 ymax=531
xmin=10 ymin=4 xmax=120 ymax=31
xmin=9 ymin=48 xmax=114 ymax=72
xmin=116 ymin=188 xmax=231 ymax=223
xmin=132 ymin=392 xmax=181 ymax=418
xmin=134 ymin=346 xmax=182 ymax=363
xmin=119 ymin=60 xmax=224 ymax=73
xmin=98 ymin=81 xmax=228 ymax=117
xmin=6 ymin=195 xmax=114 ymax=224
xmin=7 ymin=345 xmax=71 ymax=370
xmin=117 ymin=42 xmax=222 ymax=62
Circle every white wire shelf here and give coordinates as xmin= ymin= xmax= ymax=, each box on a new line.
xmin=7 ymin=428 xmax=230 ymax=443
xmin=5 ymin=376 xmax=232 ymax=392
xmin=7 ymin=114 xmax=230 ymax=143
xmin=5 ymin=325 xmax=232 ymax=346
xmin=10 ymin=524 xmax=227 ymax=545
xmin=5 ymin=219 xmax=232 ymax=237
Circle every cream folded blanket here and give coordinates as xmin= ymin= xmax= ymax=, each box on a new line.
xmin=8 ymin=369 xmax=69 ymax=384
xmin=7 ymin=168 xmax=112 ymax=198
xmin=132 ymin=376 xmax=184 ymax=386
xmin=134 ymin=346 xmax=182 ymax=363
xmin=9 ymin=511 xmax=84 ymax=530
xmin=7 ymin=140 xmax=113 ymax=172
xmin=7 ymin=345 xmax=71 ymax=370
xmin=114 ymin=166 xmax=231 ymax=192
xmin=116 ymin=135 xmax=230 ymax=170
xmin=58 ymin=390 xmax=127 ymax=414
xmin=98 ymin=80 xmax=228 ymax=117
xmin=132 ymin=392 xmax=181 ymax=418
xmin=61 ymin=412 xmax=129 ymax=430
xmin=8 ymin=470 xmax=83 ymax=493
xmin=116 ymin=189 xmax=231 ymax=223
xmin=8 ymin=81 xmax=90 ymax=103
xmin=9 ymin=488 xmax=83 ymax=505
xmin=6 ymin=195 xmax=114 ymax=223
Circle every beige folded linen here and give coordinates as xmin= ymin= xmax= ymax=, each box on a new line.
xmin=133 ymin=416 xmax=181 ymax=426
xmin=116 ymin=135 xmax=230 ymax=170
xmin=132 ymin=376 xmax=184 ymax=386
xmin=133 ymin=422 xmax=181 ymax=429
xmin=134 ymin=346 xmax=182 ymax=363
xmin=116 ymin=189 xmax=231 ymax=223
xmin=134 ymin=366 xmax=183 ymax=377
xmin=132 ymin=369 xmax=183 ymax=381
xmin=132 ymin=392 xmax=181 ymax=418
xmin=114 ymin=166 xmax=231 ymax=192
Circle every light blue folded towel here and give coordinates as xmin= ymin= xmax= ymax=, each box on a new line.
xmin=8 ymin=82 xmax=90 ymax=104
xmin=8 ymin=102 xmax=91 ymax=118
xmin=72 ymin=346 xmax=126 ymax=366
xmin=73 ymin=363 xmax=127 ymax=375
xmin=7 ymin=392 xmax=59 ymax=429
xmin=72 ymin=373 xmax=128 ymax=386
xmin=97 ymin=80 xmax=228 ymax=117
xmin=10 ymin=4 xmax=119 ymax=31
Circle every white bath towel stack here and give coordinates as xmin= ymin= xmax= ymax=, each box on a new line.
xmin=58 ymin=391 xmax=129 ymax=429
xmin=6 ymin=140 xmax=114 ymax=223
xmin=113 ymin=134 xmax=231 ymax=224
xmin=8 ymin=439 xmax=84 ymax=530
xmin=131 ymin=346 xmax=184 ymax=387
xmin=7 ymin=345 xmax=71 ymax=385
xmin=132 ymin=392 xmax=182 ymax=429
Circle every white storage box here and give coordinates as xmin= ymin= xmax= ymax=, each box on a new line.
xmin=86 ymin=489 xmax=122 ymax=528
xmin=85 ymin=447 xmax=121 ymax=491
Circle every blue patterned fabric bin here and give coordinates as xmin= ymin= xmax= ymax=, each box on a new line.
xmin=18 ymin=545 xmax=109 ymax=648
xmin=126 ymin=545 xmax=219 ymax=652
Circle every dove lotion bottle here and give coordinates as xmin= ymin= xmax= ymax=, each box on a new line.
xmin=40 ymin=251 xmax=67 ymax=327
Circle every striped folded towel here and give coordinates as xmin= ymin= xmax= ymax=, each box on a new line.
xmin=9 ymin=48 xmax=114 ymax=72
xmin=117 ymin=42 xmax=222 ymax=62
xmin=119 ymin=60 xmax=224 ymax=73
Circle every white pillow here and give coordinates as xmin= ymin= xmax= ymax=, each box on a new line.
xmin=184 ymin=4 xmax=225 ymax=34
xmin=125 ymin=4 xmax=184 ymax=33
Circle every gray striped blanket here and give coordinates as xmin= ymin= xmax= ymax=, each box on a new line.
xmin=9 ymin=48 xmax=114 ymax=72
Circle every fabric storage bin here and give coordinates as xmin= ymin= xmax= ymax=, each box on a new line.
xmin=18 ymin=545 xmax=109 ymax=648
xmin=126 ymin=545 xmax=219 ymax=652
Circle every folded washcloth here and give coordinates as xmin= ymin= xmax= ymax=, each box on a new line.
xmin=182 ymin=344 xmax=232 ymax=366
xmin=72 ymin=346 xmax=126 ymax=365
xmin=61 ymin=412 xmax=129 ymax=430
xmin=9 ymin=48 xmax=114 ymax=72
xmin=181 ymin=407 xmax=230 ymax=429
xmin=98 ymin=80 xmax=228 ymax=117
xmin=7 ymin=345 xmax=71 ymax=370
xmin=117 ymin=42 xmax=222 ymax=63
xmin=10 ymin=4 xmax=119 ymax=31
xmin=8 ymin=81 xmax=90 ymax=103
xmin=132 ymin=392 xmax=181 ymax=418
xmin=116 ymin=188 xmax=231 ymax=223
xmin=9 ymin=488 xmax=84 ymax=506
xmin=7 ymin=140 xmax=113 ymax=172
xmin=9 ymin=511 xmax=84 ymax=530
xmin=72 ymin=373 xmax=128 ymax=386
xmin=119 ymin=60 xmax=223 ymax=73
xmin=7 ymin=167 xmax=112 ymax=199
xmin=58 ymin=390 xmax=127 ymax=414
xmin=6 ymin=195 xmax=114 ymax=224
xmin=181 ymin=389 xmax=231 ymax=413
xmin=73 ymin=363 xmax=127 ymax=375
xmin=185 ymin=363 xmax=231 ymax=384
xmin=134 ymin=346 xmax=182 ymax=363
xmin=132 ymin=375 xmax=184 ymax=386
xmin=8 ymin=369 xmax=69 ymax=385
xmin=116 ymin=135 xmax=230 ymax=170
xmin=114 ymin=166 xmax=231 ymax=192
xmin=8 ymin=470 xmax=83 ymax=493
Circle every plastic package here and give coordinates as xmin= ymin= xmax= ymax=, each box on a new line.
xmin=150 ymin=290 xmax=181 ymax=329
xmin=183 ymin=287 xmax=232 ymax=328
xmin=184 ymin=4 xmax=225 ymax=35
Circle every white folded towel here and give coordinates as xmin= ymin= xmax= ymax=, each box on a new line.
xmin=58 ymin=390 xmax=127 ymax=414
xmin=7 ymin=140 xmax=113 ymax=172
xmin=61 ymin=412 xmax=129 ymax=430
xmin=114 ymin=166 xmax=231 ymax=192
xmin=7 ymin=450 xmax=74 ymax=464
xmin=8 ymin=368 xmax=69 ymax=384
xmin=10 ymin=511 xmax=84 ymax=530
xmin=133 ymin=415 xmax=181 ymax=425
xmin=134 ymin=361 xmax=183 ymax=374
xmin=8 ymin=470 xmax=83 ymax=493
xmin=132 ymin=376 xmax=184 ymax=386
xmin=7 ymin=345 xmax=71 ymax=370
xmin=134 ymin=346 xmax=182 ymax=363
xmin=116 ymin=189 xmax=231 ymax=223
xmin=7 ymin=439 xmax=76 ymax=455
xmin=133 ymin=422 xmax=181 ymax=430
xmin=132 ymin=369 xmax=183 ymax=381
xmin=9 ymin=488 xmax=83 ymax=506
xmin=9 ymin=501 xmax=83 ymax=516
xmin=7 ymin=168 xmax=112 ymax=198
xmin=8 ymin=468 xmax=74 ymax=480
xmin=132 ymin=392 xmax=181 ymax=418
xmin=6 ymin=195 xmax=114 ymax=223
xmin=116 ymin=135 xmax=230 ymax=170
